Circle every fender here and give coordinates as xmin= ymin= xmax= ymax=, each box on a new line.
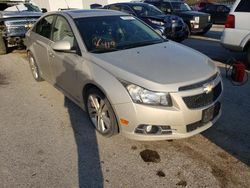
xmin=240 ymin=33 xmax=250 ymax=50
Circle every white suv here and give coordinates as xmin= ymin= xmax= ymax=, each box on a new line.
xmin=221 ymin=0 xmax=250 ymax=65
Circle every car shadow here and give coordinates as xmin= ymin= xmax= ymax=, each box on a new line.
xmin=64 ymin=98 xmax=103 ymax=187
xmin=202 ymin=70 xmax=250 ymax=166
xmin=56 ymin=57 xmax=103 ymax=187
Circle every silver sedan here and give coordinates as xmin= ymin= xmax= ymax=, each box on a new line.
xmin=25 ymin=9 xmax=223 ymax=141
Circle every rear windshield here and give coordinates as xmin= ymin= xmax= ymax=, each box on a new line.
xmin=235 ymin=0 xmax=250 ymax=12
xmin=74 ymin=16 xmax=164 ymax=53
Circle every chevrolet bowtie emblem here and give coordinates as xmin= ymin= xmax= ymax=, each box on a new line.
xmin=203 ymin=82 xmax=215 ymax=94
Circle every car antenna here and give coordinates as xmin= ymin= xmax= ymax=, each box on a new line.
xmin=64 ymin=0 xmax=70 ymax=9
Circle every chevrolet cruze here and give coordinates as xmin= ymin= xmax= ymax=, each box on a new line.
xmin=26 ymin=10 xmax=223 ymax=141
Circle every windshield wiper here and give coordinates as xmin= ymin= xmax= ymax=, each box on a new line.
xmin=89 ymin=48 xmax=119 ymax=53
xmin=119 ymin=40 xmax=165 ymax=50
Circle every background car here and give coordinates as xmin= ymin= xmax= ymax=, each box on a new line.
xmin=103 ymin=2 xmax=188 ymax=42
xmin=199 ymin=4 xmax=230 ymax=24
xmin=0 ymin=0 xmax=43 ymax=55
xmin=26 ymin=9 xmax=222 ymax=141
xmin=144 ymin=0 xmax=212 ymax=35
xmin=221 ymin=0 xmax=250 ymax=66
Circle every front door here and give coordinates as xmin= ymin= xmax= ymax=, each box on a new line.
xmin=48 ymin=15 xmax=82 ymax=100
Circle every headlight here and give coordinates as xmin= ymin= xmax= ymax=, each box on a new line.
xmin=124 ymin=83 xmax=172 ymax=106
xmin=194 ymin=16 xmax=200 ymax=23
xmin=148 ymin=19 xmax=165 ymax=26
xmin=208 ymin=15 xmax=211 ymax=22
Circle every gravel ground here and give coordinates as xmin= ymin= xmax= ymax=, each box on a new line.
xmin=0 ymin=49 xmax=250 ymax=188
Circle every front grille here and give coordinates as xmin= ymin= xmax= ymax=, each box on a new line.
xmin=5 ymin=19 xmax=37 ymax=36
xmin=183 ymin=82 xmax=222 ymax=109
xmin=199 ymin=16 xmax=209 ymax=28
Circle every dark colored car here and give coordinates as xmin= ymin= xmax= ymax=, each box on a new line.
xmin=144 ymin=0 xmax=212 ymax=35
xmin=103 ymin=3 xmax=188 ymax=42
xmin=0 ymin=1 xmax=43 ymax=54
xmin=199 ymin=4 xmax=230 ymax=24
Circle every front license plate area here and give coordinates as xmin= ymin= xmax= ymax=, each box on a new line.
xmin=202 ymin=102 xmax=221 ymax=124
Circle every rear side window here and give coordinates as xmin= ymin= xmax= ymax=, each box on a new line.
xmin=34 ymin=16 xmax=54 ymax=39
xmin=235 ymin=0 xmax=250 ymax=12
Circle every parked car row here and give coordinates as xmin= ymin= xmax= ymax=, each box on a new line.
xmin=103 ymin=2 xmax=188 ymax=42
xmin=0 ymin=0 xmax=215 ymax=54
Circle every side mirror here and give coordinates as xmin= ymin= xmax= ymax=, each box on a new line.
xmin=41 ymin=8 xmax=47 ymax=13
xmin=51 ymin=40 xmax=74 ymax=53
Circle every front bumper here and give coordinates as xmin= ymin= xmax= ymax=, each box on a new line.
xmin=190 ymin=22 xmax=212 ymax=33
xmin=112 ymin=77 xmax=223 ymax=141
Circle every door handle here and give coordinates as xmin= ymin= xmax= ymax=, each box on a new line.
xmin=49 ymin=52 xmax=55 ymax=58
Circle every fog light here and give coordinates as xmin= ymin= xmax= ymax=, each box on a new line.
xmin=145 ymin=125 xmax=159 ymax=134
xmin=135 ymin=124 xmax=172 ymax=135
xmin=146 ymin=125 xmax=152 ymax=132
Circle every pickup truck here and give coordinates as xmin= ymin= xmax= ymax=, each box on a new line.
xmin=0 ymin=1 xmax=43 ymax=54
xmin=144 ymin=0 xmax=212 ymax=35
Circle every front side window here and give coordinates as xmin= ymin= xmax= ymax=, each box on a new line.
xmin=35 ymin=16 xmax=54 ymax=39
xmin=52 ymin=16 xmax=76 ymax=48
xmin=74 ymin=16 xmax=164 ymax=53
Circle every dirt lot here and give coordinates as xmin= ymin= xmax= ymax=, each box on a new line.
xmin=0 ymin=30 xmax=250 ymax=187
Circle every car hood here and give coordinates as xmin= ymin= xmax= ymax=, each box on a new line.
xmin=0 ymin=11 xmax=42 ymax=19
xmin=175 ymin=10 xmax=209 ymax=17
xmin=89 ymin=41 xmax=217 ymax=92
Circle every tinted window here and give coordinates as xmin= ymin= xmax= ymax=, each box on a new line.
xmin=131 ymin=4 xmax=163 ymax=16
xmin=235 ymin=0 xmax=250 ymax=12
xmin=35 ymin=16 xmax=54 ymax=39
xmin=75 ymin=16 xmax=164 ymax=53
xmin=52 ymin=16 xmax=75 ymax=48
xmin=205 ymin=5 xmax=216 ymax=11
xmin=217 ymin=5 xmax=229 ymax=12
xmin=120 ymin=5 xmax=134 ymax=14
xmin=109 ymin=4 xmax=121 ymax=11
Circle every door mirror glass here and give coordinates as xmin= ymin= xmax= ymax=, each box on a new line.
xmin=52 ymin=40 xmax=72 ymax=52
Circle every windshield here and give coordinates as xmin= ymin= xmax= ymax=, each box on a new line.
xmin=2 ymin=3 xmax=41 ymax=12
xmin=131 ymin=4 xmax=163 ymax=17
xmin=75 ymin=16 xmax=165 ymax=53
xmin=171 ymin=2 xmax=191 ymax=12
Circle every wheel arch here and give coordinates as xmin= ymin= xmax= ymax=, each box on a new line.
xmin=82 ymin=82 xmax=120 ymax=133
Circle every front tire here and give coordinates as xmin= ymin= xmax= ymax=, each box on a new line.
xmin=28 ymin=52 xmax=43 ymax=81
xmin=85 ymin=88 xmax=118 ymax=137
xmin=0 ymin=37 xmax=7 ymax=55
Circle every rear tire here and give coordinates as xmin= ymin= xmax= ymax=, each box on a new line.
xmin=28 ymin=52 xmax=43 ymax=81
xmin=85 ymin=87 xmax=118 ymax=137
xmin=0 ymin=37 xmax=7 ymax=55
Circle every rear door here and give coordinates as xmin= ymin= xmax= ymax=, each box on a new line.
xmin=31 ymin=15 xmax=55 ymax=82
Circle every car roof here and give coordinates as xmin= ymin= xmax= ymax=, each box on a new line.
xmin=59 ymin=9 xmax=128 ymax=19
